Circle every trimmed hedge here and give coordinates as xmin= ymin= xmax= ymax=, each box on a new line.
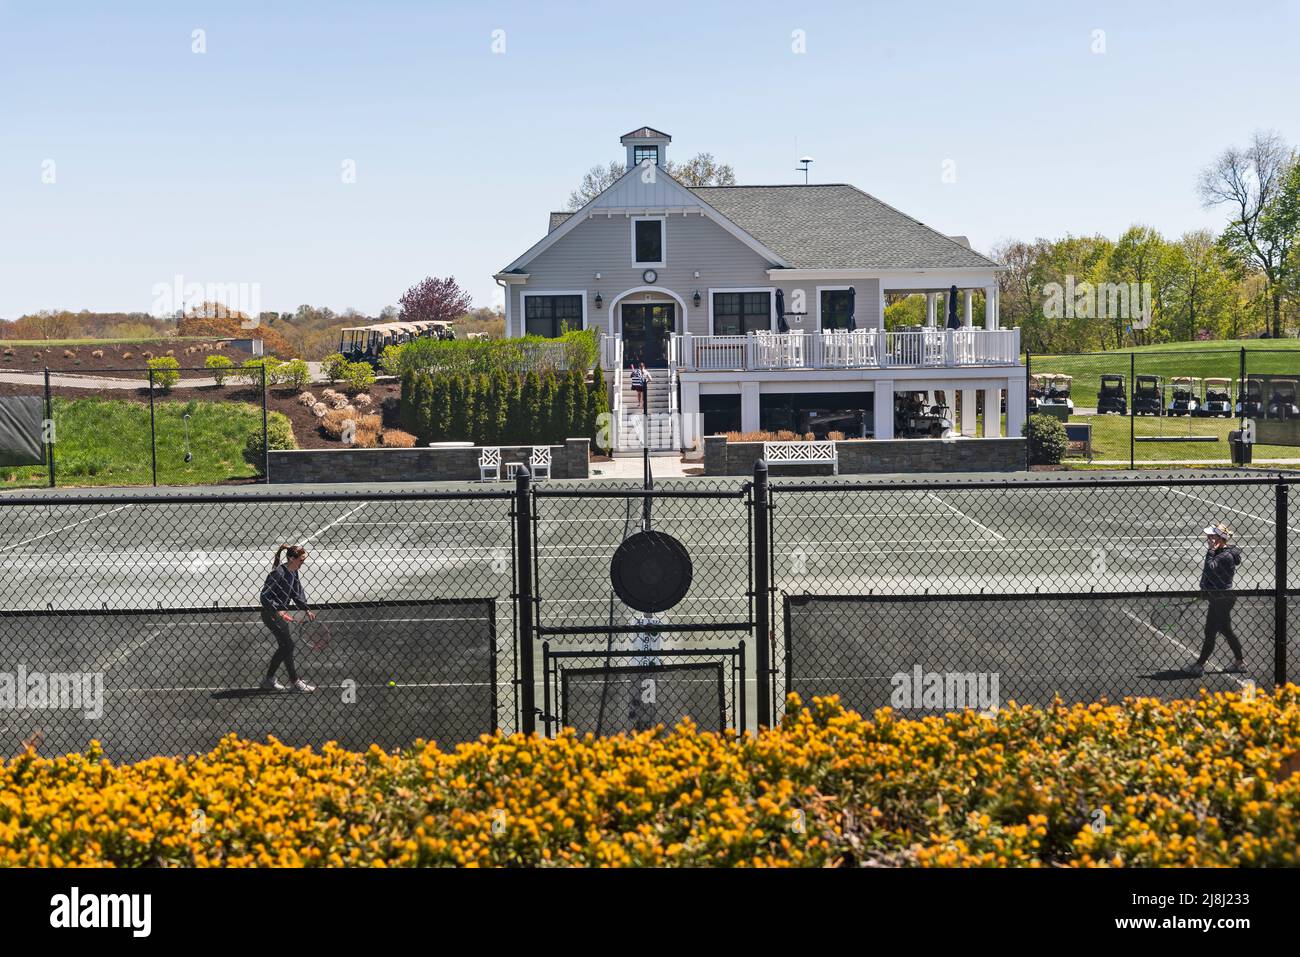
xmin=394 ymin=329 xmax=597 ymax=378
xmin=401 ymin=367 xmax=605 ymax=447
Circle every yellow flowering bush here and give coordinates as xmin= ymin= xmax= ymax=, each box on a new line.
xmin=2 ymin=686 xmax=1298 ymax=867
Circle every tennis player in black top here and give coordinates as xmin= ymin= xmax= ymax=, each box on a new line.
xmin=259 ymin=544 xmax=315 ymax=693
xmin=1188 ymin=522 xmax=1245 ymax=677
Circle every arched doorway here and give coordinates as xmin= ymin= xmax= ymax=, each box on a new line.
xmin=608 ymin=287 xmax=687 ymax=368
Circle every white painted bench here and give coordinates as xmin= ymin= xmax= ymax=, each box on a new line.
xmin=763 ymin=441 xmax=838 ymax=474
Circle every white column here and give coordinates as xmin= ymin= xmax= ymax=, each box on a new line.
xmin=740 ymin=382 xmax=761 ymax=433
xmin=1006 ymin=376 xmax=1026 ymax=440
xmin=926 ymin=293 xmax=936 ymax=327
xmin=964 ymin=290 xmax=973 ymax=328
xmin=984 ymin=287 xmax=996 ymax=330
xmin=680 ymin=380 xmax=702 ymax=456
xmin=961 ymin=388 xmax=977 ymax=436
xmin=878 ymin=288 xmax=887 ymax=330
xmin=873 ymin=380 xmax=894 ymax=439
xmin=982 ymin=388 xmax=1002 ymax=436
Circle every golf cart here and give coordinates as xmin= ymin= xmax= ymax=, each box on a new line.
xmin=1266 ymin=379 xmax=1300 ymax=420
xmin=894 ymin=391 xmax=952 ymax=438
xmin=1026 ymin=374 xmax=1043 ymax=415
xmin=1096 ymin=374 xmax=1127 ymax=415
xmin=1236 ymin=377 xmax=1263 ymax=417
xmin=1133 ymin=374 xmax=1163 ymax=416
xmin=1166 ymin=377 xmax=1200 ymax=416
xmin=1037 ymin=374 xmax=1074 ymax=421
xmin=1199 ymin=378 xmax=1233 ymax=418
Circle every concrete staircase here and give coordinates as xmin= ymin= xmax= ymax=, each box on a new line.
xmin=615 ymin=374 xmax=678 ymax=455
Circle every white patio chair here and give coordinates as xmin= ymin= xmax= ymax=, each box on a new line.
xmin=530 ymin=445 xmax=552 ymax=481
xmin=478 ymin=447 xmax=501 ymax=482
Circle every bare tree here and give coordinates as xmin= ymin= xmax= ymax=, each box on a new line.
xmin=565 ymin=152 xmax=736 ymax=209
xmin=1198 ymin=130 xmax=1294 ymax=336
xmin=566 ymin=162 xmax=626 ymax=210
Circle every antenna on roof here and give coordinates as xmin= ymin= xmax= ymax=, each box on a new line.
xmin=797 ymin=156 xmax=814 ymax=185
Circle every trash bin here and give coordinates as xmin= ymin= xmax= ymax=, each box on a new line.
xmin=1229 ymin=430 xmax=1252 ymax=465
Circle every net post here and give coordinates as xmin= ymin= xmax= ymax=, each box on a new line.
xmin=514 ymin=465 xmax=537 ymax=734
xmin=148 ymin=367 xmax=158 ymax=487
xmin=1275 ymin=479 xmax=1288 ymax=689
xmin=43 ymin=366 xmax=56 ymax=488
xmin=752 ymin=458 xmax=771 ymax=729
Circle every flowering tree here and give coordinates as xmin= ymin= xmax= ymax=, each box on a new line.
xmin=397 ymin=276 xmax=473 ymax=326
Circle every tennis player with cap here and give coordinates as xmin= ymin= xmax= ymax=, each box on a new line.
xmin=1188 ymin=522 xmax=1245 ymax=676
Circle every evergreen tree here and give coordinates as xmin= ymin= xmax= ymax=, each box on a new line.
xmin=448 ymin=375 xmax=469 ymax=439
xmin=429 ymin=374 xmax=451 ymax=442
xmin=569 ymin=369 xmax=588 ymax=438
xmin=588 ymin=366 xmax=609 ymax=447
xmin=539 ymin=373 xmax=558 ymax=445
xmin=521 ymin=371 xmax=542 ymax=441
xmin=555 ymin=371 xmax=576 ymax=442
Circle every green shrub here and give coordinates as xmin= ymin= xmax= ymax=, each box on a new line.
xmin=239 ymin=357 xmax=281 ymax=387
xmin=1027 ymin=414 xmax=1068 ymax=465
xmin=322 ymin=353 xmax=349 ymax=384
xmin=392 ymin=328 xmax=598 ymax=379
xmin=275 ymin=358 xmax=311 ymax=390
xmin=147 ymin=356 xmax=180 ymax=391
xmin=204 ymin=353 xmax=234 ymax=386
xmin=379 ymin=345 xmax=404 ymax=377
xmin=243 ymin=411 xmax=297 ymax=467
xmin=588 ymin=366 xmax=609 ymax=452
xmin=342 ymin=361 xmax=376 ymax=395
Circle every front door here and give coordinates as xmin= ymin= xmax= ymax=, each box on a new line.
xmin=621 ymin=303 xmax=674 ymax=368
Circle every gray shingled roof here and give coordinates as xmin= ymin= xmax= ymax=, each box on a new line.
xmin=690 ymin=184 xmax=1000 ymax=269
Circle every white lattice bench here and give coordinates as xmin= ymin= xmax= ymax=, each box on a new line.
xmin=762 ymin=441 xmax=838 ymax=475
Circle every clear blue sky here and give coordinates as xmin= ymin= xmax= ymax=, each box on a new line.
xmin=2 ymin=0 xmax=1297 ymax=319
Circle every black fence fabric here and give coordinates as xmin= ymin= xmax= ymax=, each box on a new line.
xmin=0 ymin=600 xmax=495 ymax=763
xmin=0 ymin=395 xmax=44 ymax=468
xmin=541 ymin=645 xmax=744 ymax=738
xmin=784 ymin=591 xmax=1284 ymax=719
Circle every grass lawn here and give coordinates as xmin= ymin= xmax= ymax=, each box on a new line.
xmin=1062 ymin=411 xmax=1297 ymax=465
xmin=1030 ymin=340 xmax=1300 ymax=408
xmin=0 ymin=396 xmax=293 ymax=489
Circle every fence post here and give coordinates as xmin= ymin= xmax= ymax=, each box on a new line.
xmin=1129 ymin=351 xmax=1135 ymax=471
xmin=515 ymin=465 xmax=537 ymax=734
xmin=43 ymin=367 xmax=56 ymax=488
xmin=261 ymin=364 xmax=270 ymax=482
xmin=1276 ymin=480 xmax=1288 ymax=689
xmin=1024 ymin=352 xmax=1031 ymax=470
xmin=752 ymin=459 xmax=771 ymax=728
xmin=148 ymin=368 xmax=158 ymax=487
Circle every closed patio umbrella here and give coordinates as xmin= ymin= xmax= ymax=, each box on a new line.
xmin=846 ymin=286 xmax=856 ymax=332
xmin=775 ymin=287 xmax=789 ymax=333
xmin=946 ymin=284 xmax=960 ymax=329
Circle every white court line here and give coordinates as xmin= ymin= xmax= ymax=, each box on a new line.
xmin=924 ymin=493 xmax=1006 ymax=541
xmin=1 ymin=505 xmax=133 ymax=552
xmin=302 ymin=501 xmax=370 ymax=543
xmin=1165 ymin=486 xmax=1300 ymax=533
xmin=1120 ymin=608 xmax=1248 ymax=689
xmin=94 ymin=621 xmax=177 ymax=672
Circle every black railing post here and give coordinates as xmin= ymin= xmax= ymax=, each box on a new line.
xmin=1276 ymin=480 xmax=1288 ymax=689
xmin=752 ymin=459 xmax=771 ymax=728
xmin=147 ymin=368 xmax=158 ymax=487
xmin=43 ymin=367 xmax=56 ymax=488
xmin=515 ymin=466 xmax=537 ymax=734
xmin=261 ymin=364 xmax=270 ymax=482
xmin=1129 ymin=351 xmax=1135 ymax=471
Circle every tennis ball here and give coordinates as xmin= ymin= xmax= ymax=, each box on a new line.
xmin=388 ymin=681 xmax=395 ymax=687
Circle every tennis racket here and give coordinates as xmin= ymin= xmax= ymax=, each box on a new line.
xmin=293 ymin=613 xmax=333 ymax=652
xmin=1145 ymin=597 xmax=1201 ymax=633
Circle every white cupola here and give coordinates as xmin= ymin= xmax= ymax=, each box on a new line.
xmin=620 ymin=126 xmax=671 ymax=170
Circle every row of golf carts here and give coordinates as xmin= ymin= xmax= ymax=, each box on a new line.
xmin=1031 ymin=374 xmax=1300 ymax=419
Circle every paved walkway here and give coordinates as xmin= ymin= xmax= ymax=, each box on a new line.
xmin=589 ymin=455 xmax=702 ymax=479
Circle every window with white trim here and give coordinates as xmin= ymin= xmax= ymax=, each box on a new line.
xmin=633 ymin=145 xmax=658 ymax=167
xmin=820 ymin=289 xmax=853 ymax=330
xmin=713 ymin=292 xmax=771 ymax=336
xmin=524 ymin=295 xmax=582 ymax=338
xmin=633 ymin=219 xmax=664 ymax=265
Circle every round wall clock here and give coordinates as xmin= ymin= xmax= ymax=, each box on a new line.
xmin=642 ymin=269 xmax=658 ymax=283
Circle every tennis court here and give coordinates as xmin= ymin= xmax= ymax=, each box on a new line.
xmin=0 ymin=469 xmax=1293 ymax=755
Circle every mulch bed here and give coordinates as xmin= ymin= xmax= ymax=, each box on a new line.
xmin=0 ymin=379 xmax=402 ymax=451
xmin=0 ymin=339 xmax=256 ymax=379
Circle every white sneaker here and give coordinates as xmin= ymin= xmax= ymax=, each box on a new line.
xmin=260 ymin=677 xmax=285 ymax=691
xmin=289 ymin=679 xmax=315 ymax=694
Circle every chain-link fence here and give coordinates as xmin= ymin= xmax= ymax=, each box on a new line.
xmin=0 ymin=488 xmax=518 ymax=762
xmin=765 ymin=472 xmax=1292 ymax=723
xmin=0 ymin=366 xmax=273 ymax=490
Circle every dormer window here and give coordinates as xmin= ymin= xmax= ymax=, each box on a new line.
xmin=633 ymin=145 xmax=658 ymax=167
xmin=632 ymin=217 xmax=665 ymax=266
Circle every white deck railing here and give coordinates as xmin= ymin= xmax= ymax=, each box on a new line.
xmin=676 ymin=328 xmax=1019 ymax=371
